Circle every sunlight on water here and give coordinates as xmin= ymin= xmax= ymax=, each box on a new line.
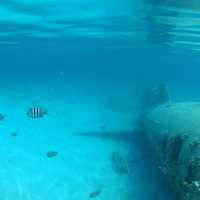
xmin=0 ymin=0 xmax=200 ymax=52
xmin=0 ymin=0 xmax=145 ymax=41
xmin=144 ymin=0 xmax=200 ymax=52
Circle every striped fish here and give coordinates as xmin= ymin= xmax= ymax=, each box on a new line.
xmin=26 ymin=107 xmax=47 ymax=119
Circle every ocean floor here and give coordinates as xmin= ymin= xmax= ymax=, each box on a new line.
xmin=0 ymin=80 xmax=175 ymax=200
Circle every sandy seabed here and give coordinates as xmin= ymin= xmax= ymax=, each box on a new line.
xmin=0 ymin=80 xmax=174 ymax=200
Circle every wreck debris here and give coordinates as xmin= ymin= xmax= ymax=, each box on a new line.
xmin=186 ymin=161 xmax=199 ymax=184
xmin=161 ymin=136 xmax=169 ymax=154
xmin=169 ymin=135 xmax=185 ymax=164
xmin=142 ymin=83 xmax=170 ymax=112
xmin=110 ymin=152 xmax=130 ymax=174
xmin=157 ymin=133 xmax=200 ymax=200
xmin=190 ymin=139 xmax=200 ymax=152
xmin=139 ymin=84 xmax=200 ymax=200
xmin=158 ymin=165 xmax=168 ymax=176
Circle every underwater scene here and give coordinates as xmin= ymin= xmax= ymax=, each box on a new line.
xmin=1 ymin=0 xmax=200 ymax=200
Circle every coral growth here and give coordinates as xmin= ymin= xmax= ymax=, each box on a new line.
xmin=168 ymin=135 xmax=185 ymax=163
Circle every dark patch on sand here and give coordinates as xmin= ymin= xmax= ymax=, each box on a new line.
xmin=46 ymin=151 xmax=58 ymax=158
xmin=100 ymin=125 xmax=108 ymax=131
xmin=0 ymin=113 xmax=5 ymax=121
xmin=11 ymin=132 xmax=19 ymax=137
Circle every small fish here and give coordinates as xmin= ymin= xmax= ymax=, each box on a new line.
xmin=89 ymin=189 xmax=101 ymax=198
xmin=11 ymin=132 xmax=19 ymax=137
xmin=0 ymin=113 xmax=5 ymax=121
xmin=46 ymin=151 xmax=58 ymax=158
xmin=100 ymin=125 xmax=108 ymax=131
xmin=26 ymin=107 xmax=47 ymax=119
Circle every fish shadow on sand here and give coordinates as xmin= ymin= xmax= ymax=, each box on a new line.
xmin=73 ymin=130 xmax=136 ymax=142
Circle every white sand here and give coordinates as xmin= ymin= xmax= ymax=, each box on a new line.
xmin=0 ymin=80 xmax=172 ymax=200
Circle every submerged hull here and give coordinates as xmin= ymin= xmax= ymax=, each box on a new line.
xmin=140 ymin=102 xmax=200 ymax=200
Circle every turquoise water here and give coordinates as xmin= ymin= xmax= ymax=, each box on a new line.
xmin=0 ymin=0 xmax=200 ymax=199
